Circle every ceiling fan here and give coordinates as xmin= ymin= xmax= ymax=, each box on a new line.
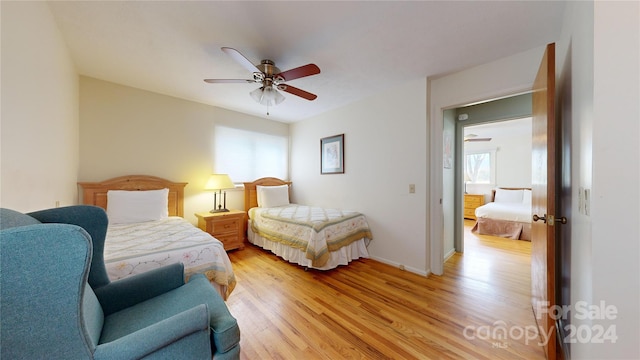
xmin=204 ymin=47 xmax=320 ymax=110
xmin=464 ymin=134 xmax=492 ymax=142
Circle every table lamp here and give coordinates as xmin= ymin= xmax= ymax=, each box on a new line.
xmin=204 ymin=174 xmax=235 ymax=213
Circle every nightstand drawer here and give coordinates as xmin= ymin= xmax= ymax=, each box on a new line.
xmin=464 ymin=208 xmax=477 ymax=218
xmin=210 ymin=218 xmax=239 ymax=233
xmin=465 ymin=197 xmax=483 ymax=207
xmin=195 ymin=210 xmax=246 ymax=252
xmin=464 ymin=194 xmax=484 ymax=220
xmin=214 ymin=233 xmax=239 ymax=246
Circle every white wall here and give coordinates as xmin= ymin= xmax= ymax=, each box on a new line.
xmin=560 ymin=1 xmax=639 ymax=358
xmin=79 ymin=77 xmax=288 ymax=224
xmin=0 ymin=1 xmax=79 ymax=212
xmin=556 ymin=2 xmax=595 ymax=358
xmin=290 ymin=78 xmax=428 ymax=274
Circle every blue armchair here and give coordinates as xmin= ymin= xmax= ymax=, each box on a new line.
xmin=0 ymin=206 xmax=240 ymax=359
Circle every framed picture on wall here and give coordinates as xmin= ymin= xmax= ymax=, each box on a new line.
xmin=443 ymin=131 xmax=452 ymax=169
xmin=320 ymin=134 xmax=344 ymax=174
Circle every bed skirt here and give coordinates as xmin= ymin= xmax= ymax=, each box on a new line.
xmin=248 ymin=227 xmax=370 ymax=270
xmin=472 ymin=218 xmax=532 ymax=241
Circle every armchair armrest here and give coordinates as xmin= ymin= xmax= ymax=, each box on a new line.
xmin=94 ymin=262 xmax=186 ymax=315
xmin=94 ymin=304 xmax=211 ymax=360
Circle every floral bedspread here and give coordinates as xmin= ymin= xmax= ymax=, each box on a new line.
xmin=105 ymin=217 xmax=236 ymax=299
xmin=249 ymin=205 xmax=373 ymax=267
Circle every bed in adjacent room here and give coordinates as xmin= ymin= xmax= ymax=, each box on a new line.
xmin=243 ymin=177 xmax=373 ymax=270
xmin=471 ymin=187 xmax=532 ymax=241
xmin=78 ymin=175 xmax=236 ymax=299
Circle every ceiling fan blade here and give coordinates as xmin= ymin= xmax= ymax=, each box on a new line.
xmin=204 ymin=79 xmax=254 ymax=84
xmin=278 ymin=84 xmax=317 ymax=101
xmin=221 ymin=47 xmax=261 ymax=73
xmin=464 ymin=137 xmax=492 ymax=142
xmin=276 ymin=64 xmax=320 ymax=82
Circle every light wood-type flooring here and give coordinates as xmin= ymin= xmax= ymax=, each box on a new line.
xmin=226 ymin=220 xmax=545 ymax=359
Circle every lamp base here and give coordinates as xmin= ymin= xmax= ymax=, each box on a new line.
xmin=210 ymin=208 xmax=230 ymax=213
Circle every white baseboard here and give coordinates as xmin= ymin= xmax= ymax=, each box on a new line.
xmin=444 ymin=248 xmax=456 ymax=261
xmin=368 ymin=255 xmax=430 ymax=277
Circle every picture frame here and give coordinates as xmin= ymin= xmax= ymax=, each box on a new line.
xmin=320 ymin=134 xmax=344 ymax=174
xmin=443 ymin=131 xmax=453 ymax=169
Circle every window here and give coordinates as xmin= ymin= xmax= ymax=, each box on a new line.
xmin=214 ymin=126 xmax=288 ymax=183
xmin=464 ymin=149 xmax=496 ymax=184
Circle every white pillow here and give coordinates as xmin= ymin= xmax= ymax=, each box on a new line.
xmin=107 ymin=188 xmax=169 ymax=224
xmin=494 ymin=188 xmax=524 ymax=203
xmin=522 ymin=189 xmax=532 ymax=205
xmin=256 ymin=185 xmax=289 ymax=208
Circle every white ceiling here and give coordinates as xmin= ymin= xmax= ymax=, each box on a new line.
xmin=48 ymin=1 xmax=565 ymax=123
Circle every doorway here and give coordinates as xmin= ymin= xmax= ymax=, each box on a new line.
xmin=449 ymin=93 xmax=533 ymax=253
xmin=462 ymin=117 xmax=533 ymax=243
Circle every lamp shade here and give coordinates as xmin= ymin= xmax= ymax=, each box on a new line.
xmin=204 ymin=174 xmax=235 ymax=190
xmin=250 ymin=85 xmax=285 ymax=106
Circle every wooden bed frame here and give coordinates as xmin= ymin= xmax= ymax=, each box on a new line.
xmin=78 ymin=175 xmax=188 ymax=217
xmin=243 ymin=177 xmax=292 ymax=210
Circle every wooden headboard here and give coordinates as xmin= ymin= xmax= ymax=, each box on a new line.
xmin=243 ymin=177 xmax=292 ymax=210
xmin=491 ymin=187 xmax=532 ymax=202
xmin=78 ymin=175 xmax=188 ymax=217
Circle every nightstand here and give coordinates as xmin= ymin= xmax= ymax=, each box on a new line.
xmin=195 ymin=210 xmax=246 ymax=251
xmin=463 ymin=194 xmax=485 ymax=220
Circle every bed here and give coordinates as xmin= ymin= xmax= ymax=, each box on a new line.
xmin=243 ymin=177 xmax=373 ymax=270
xmin=471 ymin=187 xmax=532 ymax=241
xmin=78 ymin=175 xmax=236 ymax=299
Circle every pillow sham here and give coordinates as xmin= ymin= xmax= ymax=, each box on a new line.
xmin=257 ymin=185 xmax=290 ymax=208
xmin=494 ymin=188 xmax=524 ymax=204
xmin=522 ymin=189 xmax=532 ymax=205
xmin=107 ymin=188 xmax=169 ymax=224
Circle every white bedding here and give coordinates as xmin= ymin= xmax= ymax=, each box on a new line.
xmin=247 ymin=205 xmax=372 ymax=270
xmin=105 ymin=216 xmax=236 ymax=299
xmin=474 ymin=202 xmax=532 ymax=223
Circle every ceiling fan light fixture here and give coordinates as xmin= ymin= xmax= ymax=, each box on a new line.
xmin=250 ymin=85 xmax=285 ymax=106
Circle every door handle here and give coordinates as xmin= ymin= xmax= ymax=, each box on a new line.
xmin=533 ymin=214 xmax=568 ymax=225
xmin=555 ymin=216 xmax=568 ymax=225
xmin=533 ymin=214 xmax=546 ymax=223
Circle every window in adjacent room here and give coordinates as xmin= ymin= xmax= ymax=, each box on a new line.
xmin=214 ymin=126 xmax=288 ymax=183
xmin=464 ymin=149 xmax=496 ymax=184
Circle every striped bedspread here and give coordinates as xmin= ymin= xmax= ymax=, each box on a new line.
xmin=105 ymin=217 xmax=236 ymax=299
xmin=248 ymin=205 xmax=373 ymax=267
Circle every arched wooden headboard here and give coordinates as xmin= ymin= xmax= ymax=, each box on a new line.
xmin=242 ymin=177 xmax=292 ymax=210
xmin=78 ymin=175 xmax=188 ymax=217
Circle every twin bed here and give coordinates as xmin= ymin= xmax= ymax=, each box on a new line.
xmin=243 ymin=177 xmax=373 ymax=270
xmin=78 ymin=175 xmax=236 ymax=299
xmin=471 ymin=187 xmax=532 ymax=241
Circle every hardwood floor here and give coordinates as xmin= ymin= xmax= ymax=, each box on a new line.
xmin=226 ymin=220 xmax=545 ymax=359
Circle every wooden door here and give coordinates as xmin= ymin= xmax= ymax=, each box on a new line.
xmin=531 ymin=42 xmax=559 ymax=360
